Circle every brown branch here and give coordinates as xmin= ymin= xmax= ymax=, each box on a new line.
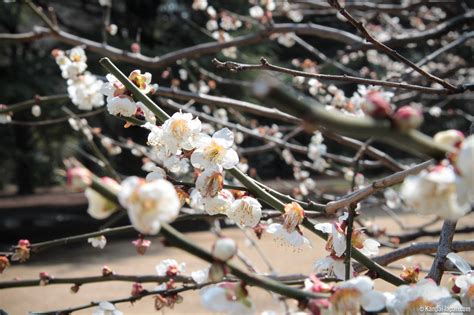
xmin=154 ymin=87 xmax=300 ymax=124
xmin=328 ymin=0 xmax=461 ymax=92
xmin=426 ymin=220 xmax=457 ymax=284
xmin=213 ymin=57 xmax=453 ymax=94
xmin=354 ymin=240 xmax=474 ymax=273
xmin=389 ymin=225 xmax=474 ymax=244
xmin=325 ymin=160 xmax=434 ymax=213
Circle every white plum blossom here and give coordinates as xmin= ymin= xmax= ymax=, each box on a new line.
xmin=156 ymin=259 xmax=185 ymax=277
xmin=202 ymin=189 xmax=234 ymax=215
xmin=276 ymin=33 xmax=296 ymax=47
xmin=227 ymin=196 xmax=262 ymax=228
xmin=53 ymin=47 xmax=105 ymax=110
xmin=266 ymin=202 xmax=311 ymax=249
xmin=88 ymin=235 xmax=107 ymax=249
xmin=92 ymin=301 xmax=123 ymax=315
xmin=249 ymin=6 xmax=264 ymax=18
xmin=118 ymin=177 xmax=181 ymax=235
xmin=384 ymin=188 xmax=401 ymax=209
xmin=455 ymin=135 xmax=474 ymax=206
xmin=189 ymin=189 xmax=205 ymax=211
xmin=85 ymin=177 xmax=121 ymax=219
xmin=191 ymin=267 xmax=210 ymax=284
xmin=433 ymin=129 xmax=465 ymax=148
xmin=192 ymin=0 xmax=207 ymax=10
xmin=191 ymin=128 xmax=239 ymax=170
xmin=67 ymin=72 xmax=104 ymax=110
xmin=315 ymin=212 xmax=380 ymax=258
xmin=314 ymin=221 xmax=347 ymax=257
xmin=308 ymin=131 xmax=328 ymax=171
xmin=200 ymin=283 xmax=255 ymax=315
xmin=106 ymin=95 xmax=136 ymax=117
xmin=31 ymin=105 xmax=41 ymax=117
xmin=385 ymin=279 xmax=463 ymax=315
xmin=314 ymin=255 xmax=351 ymax=280
xmin=195 ymin=169 xmax=223 ymax=198
xmin=162 ymin=112 xmax=202 ymax=153
xmin=447 ymin=253 xmax=474 ymax=307
xmin=145 ymin=166 xmax=166 ymax=182
xmin=329 ymin=276 xmax=386 ymax=313
xmin=400 ymin=165 xmax=471 ymax=220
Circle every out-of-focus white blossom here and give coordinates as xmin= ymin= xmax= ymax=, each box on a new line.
xmin=118 ymin=177 xmax=180 ymax=234
xmin=200 ymin=283 xmax=255 ymax=315
xmin=400 ymin=165 xmax=471 ymax=220
xmin=85 ymin=177 xmax=121 ymax=219
xmin=88 ymin=235 xmax=107 ymax=249
xmin=212 ymin=237 xmax=237 ymax=261
xmin=330 ymin=276 xmax=386 ymax=313
xmin=385 ymin=279 xmax=463 ymax=314
xmin=92 ymin=301 xmax=123 ymax=315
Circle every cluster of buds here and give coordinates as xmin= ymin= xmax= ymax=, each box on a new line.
xmin=361 ymin=90 xmax=423 ymax=131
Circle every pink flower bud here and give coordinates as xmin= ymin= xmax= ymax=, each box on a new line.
xmin=212 ymin=237 xmax=237 ymax=261
xmin=131 ymin=43 xmax=141 ymax=54
xmin=132 ymin=238 xmax=151 ymax=255
xmin=131 ymin=282 xmax=144 ymax=297
xmin=18 ymin=239 xmax=30 ymax=247
xmin=362 ymin=91 xmax=393 ymax=119
xmin=393 ymin=106 xmax=423 ymax=131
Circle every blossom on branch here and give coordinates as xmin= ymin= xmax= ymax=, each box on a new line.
xmin=118 ymin=177 xmax=181 ymax=235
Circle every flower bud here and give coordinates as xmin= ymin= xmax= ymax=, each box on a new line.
xmin=102 ymin=265 xmax=114 ymax=276
xmin=31 ymin=105 xmax=41 ymax=117
xmin=131 ymin=43 xmax=141 ymax=54
xmin=393 ymin=106 xmax=423 ymax=131
xmin=362 ymin=90 xmax=393 ymax=119
xmin=132 ymin=238 xmax=151 ymax=255
xmin=70 ymin=284 xmax=81 ymax=294
xmin=131 ymin=283 xmax=144 ymax=297
xmin=212 ymin=238 xmax=237 ymax=261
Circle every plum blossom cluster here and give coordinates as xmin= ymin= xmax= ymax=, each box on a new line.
xmin=52 ymin=47 xmax=104 ymax=110
xmin=141 ymin=108 xmax=263 ymax=229
xmin=100 ymin=70 xmax=157 ymax=123
xmin=400 ymin=131 xmax=473 ymax=220
xmin=314 ymin=211 xmax=380 ymax=279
